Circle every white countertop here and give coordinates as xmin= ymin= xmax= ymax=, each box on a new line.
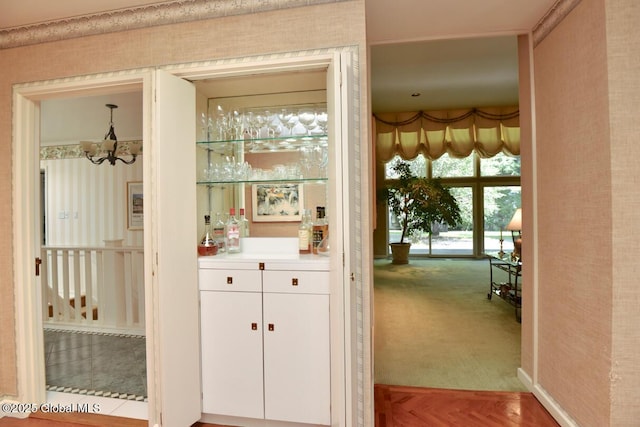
xmin=198 ymin=237 xmax=330 ymax=270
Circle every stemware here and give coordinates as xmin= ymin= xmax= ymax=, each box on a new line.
xmin=199 ymin=113 xmax=210 ymax=141
xmin=267 ymin=112 xmax=283 ymax=138
xmin=298 ymin=108 xmax=317 ymax=136
xmin=315 ymin=110 xmax=328 ymax=134
xmin=286 ymin=112 xmax=300 ymax=139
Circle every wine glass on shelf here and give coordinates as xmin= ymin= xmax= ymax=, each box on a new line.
xmin=278 ymin=109 xmax=293 ymax=136
xmin=315 ymin=110 xmax=328 ymax=134
xmin=312 ymin=144 xmax=329 ymax=178
xmin=199 ymin=112 xmax=210 ymax=141
xmin=231 ymin=109 xmax=245 ymax=140
xmin=213 ymin=104 xmax=228 ymax=140
xmin=267 ymin=112 xmax=282 ymax=138
xmin=255 ymin=111 xmax=269 ymax=139
xmin=299 ymin=144 xmax=315 ymax=178
xmin=286 ymin=111 xmax=300 ymax=141
xmin=298 ymin=108 xmax=317 ymax=136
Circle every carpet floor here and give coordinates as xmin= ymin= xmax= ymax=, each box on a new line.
xmin=374 ymin=258 xmax=526 ymax=392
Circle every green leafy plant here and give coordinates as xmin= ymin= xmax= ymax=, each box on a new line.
xmin=384 ymin=161 xmax=461 ymax=244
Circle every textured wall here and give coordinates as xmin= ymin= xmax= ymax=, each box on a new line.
xmin=535 ymin=1 xmax=613 ymax=425
xmin=0 ymin=0 xmax=366 ymax=397
xmin=517 ymin=34 xmax=534 ymax=378
xmin=605 ymin=0 xmax=640 ymax=425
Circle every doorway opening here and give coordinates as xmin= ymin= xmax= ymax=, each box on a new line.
xmin=40 ymin=91 xmax=146 ymax=414
xmin=371 ymin=35 xmax=524 ymax=393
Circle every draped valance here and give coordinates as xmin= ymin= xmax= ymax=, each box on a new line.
xmin=374 ymin=107 xmax=520 ymax=162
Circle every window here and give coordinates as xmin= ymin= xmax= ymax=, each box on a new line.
xmin=480 ymin=152 xmax=520 ymax=176
xmin=432 ymin=153 xmax=473 ymax=178
xmin=483 ymin=186 xmax=521 ymax=253
xmin=383 ymin=153 xmax=520 ymax=257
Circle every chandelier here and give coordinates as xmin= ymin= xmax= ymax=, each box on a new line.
xmin=80 ymin=104 xmax=140 ymax=165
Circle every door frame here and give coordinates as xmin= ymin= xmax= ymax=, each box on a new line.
xmin=12 ymin=70 xmax=153 ymax=415
xmin=13 ymin=46 xmax=364 ymax=426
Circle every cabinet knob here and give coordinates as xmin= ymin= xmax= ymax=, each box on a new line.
xmin=226 ymin=276 xmax=233 ymax=284
xmin=292 ymin=278 xmax=298 ymax=286
xmin=251 ymin=322 xmax=258 ymax=331
xmin=268 ymin=323 xmax=275 ymax=331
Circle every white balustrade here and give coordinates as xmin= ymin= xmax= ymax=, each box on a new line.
xmin=41 ymin=245 xmax=145 ymax=335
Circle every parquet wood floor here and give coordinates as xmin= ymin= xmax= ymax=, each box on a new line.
xmin=375 ymin=384 xmax=560 ymax=427
xmin=0 ymin=386 xmax=560 ymax=427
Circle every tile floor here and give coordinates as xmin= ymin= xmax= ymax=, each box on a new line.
xmin=44 ymin=329 xmax=147 ymax=405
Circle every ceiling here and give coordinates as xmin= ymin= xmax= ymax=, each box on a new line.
xmin=0 ymin=0 xmax=557 ymax=113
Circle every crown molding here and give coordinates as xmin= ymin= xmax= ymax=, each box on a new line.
xmin=532 ymin=0 xmax=582 ymax=47
xmin=0 ymin=0 xmax=343 ymax=50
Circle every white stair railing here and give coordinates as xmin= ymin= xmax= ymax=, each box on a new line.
xmin=41 ymin=245 xmax=145 ymax=335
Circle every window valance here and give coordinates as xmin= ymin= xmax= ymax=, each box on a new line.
xmin=374 ymin=107 xmax=520 ymax=162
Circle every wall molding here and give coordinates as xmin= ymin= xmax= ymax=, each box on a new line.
xmin=40 ymin=141 xmax=142 ymax=160
xmin=0 ymin=0 xmax=345 ymax=50
xmin=532 ymin=0 xmax=582 ymax=47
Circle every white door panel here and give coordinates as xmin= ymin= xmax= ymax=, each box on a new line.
xmin=149 ymin=69 xmax=200 ymax=427
xmin=201 ymin=291 xmax=264 ymax=418
xmin=263 ymin=292 xmax=331 ymax=425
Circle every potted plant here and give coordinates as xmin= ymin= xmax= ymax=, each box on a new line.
xmin=383 ymin=161 xmax=461 ymax=264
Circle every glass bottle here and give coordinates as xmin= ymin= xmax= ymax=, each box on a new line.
xmin=298 ymin=209 xmax=312 ymax=254
xmin=198 ymin=215 xmax=218 ymax=256
xmin=239 ymin=208 xmax=250 ymax=238
xmin=213 ymin=212 xmax=226 ymax=253
xmin=312 ymin=206 xmax=328 ymax=255
xmin=226 ymin=208 xmax=241 ymax=253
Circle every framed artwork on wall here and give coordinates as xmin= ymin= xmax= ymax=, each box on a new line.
xmin=127 ymin=181 xmax=144 ymax=230
xmin=252 ymin=183 xmax=303 ymax=222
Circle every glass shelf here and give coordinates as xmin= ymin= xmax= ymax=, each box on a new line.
xmin=196 ymin=134 xmax=328 ymax=153
xmin=197 ymin=177 xmax=328 ymax=186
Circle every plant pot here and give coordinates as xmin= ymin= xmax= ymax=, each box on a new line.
xmin=390 ymin=242 xmax=411 ymax=265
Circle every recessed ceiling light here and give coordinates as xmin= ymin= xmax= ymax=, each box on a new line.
xmin=411 ymin=92 xmax=421 ymax=97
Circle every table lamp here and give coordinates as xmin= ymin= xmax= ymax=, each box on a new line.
xmin=505 ymin=208 xmax=522 ymax=260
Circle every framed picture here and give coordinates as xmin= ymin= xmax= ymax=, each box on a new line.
xmin=252 ymin=183 xmax=303 ymax=222
xmin=127 ymin=181 xmax=144 ymax=230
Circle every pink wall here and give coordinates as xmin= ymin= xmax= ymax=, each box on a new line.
xmin=533 ymin=0 xmax=640 ymax=425
xmin=0 ymin=0 xmax=367 ymax=396
xmin=517 ymin=34 xmax=534 ymax=377
xmin=604 ymin=0 xmax=640 ymax=425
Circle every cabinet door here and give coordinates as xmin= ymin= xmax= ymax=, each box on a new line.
xmin=201 ymin=290 xmax=264 ymax=418
xmin=263 ymin=292 xmax=331 ymax=425
xmin=151 ymin=69 xmax=201 ymax=427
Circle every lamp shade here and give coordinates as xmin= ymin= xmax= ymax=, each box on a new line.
xmin=505 ymin=208 xmax=522 ymax=231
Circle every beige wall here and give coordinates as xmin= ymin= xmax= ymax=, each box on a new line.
xmin=0 ymin=0 xmax=367 ymax=397
xmin=604 ymin=0 xmax=640 ymax=425
xmin=517 ymin=33 xmax=534 ymax=378
xmin=533 ymin=0 xmax=640 ymax=425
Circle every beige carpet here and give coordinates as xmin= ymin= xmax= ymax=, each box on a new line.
xmin=374 ymin=258 xmax=527 ymax=392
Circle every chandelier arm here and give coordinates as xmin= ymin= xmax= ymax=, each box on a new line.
xmin=114 ymin=155 xmax=138 ymax=165
xmin=85 ymin=152 xmax=108 ymax=165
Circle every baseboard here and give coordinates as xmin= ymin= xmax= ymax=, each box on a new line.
xmin=516 ymin=369 xmax=579 ymax=427
xmin=43 ymin=324 xmax=145 ymax=337
xmin=0 ymin=398 xmax=31 ymax=419
xmin=200 ymin=412 xmax=327 ymax=427
xmin=517 ymin=367 xmax=533 ymax=391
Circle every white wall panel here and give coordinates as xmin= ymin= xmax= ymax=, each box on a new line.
xmin=42 ymin=157 xmax=143 ymax=247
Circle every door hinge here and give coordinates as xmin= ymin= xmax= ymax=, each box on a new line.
xmin=35 ymin=257 xmax=42 ymax=276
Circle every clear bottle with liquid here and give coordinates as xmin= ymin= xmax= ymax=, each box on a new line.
xmin=312 ymin=206 xmax=328 ymax=255
xmin=198 ymin=215 xmax=218 ymax=256
xmin=239 ymin=208 xmax=250 ymax=238
xmin=213 ymin=212 xmax=226 ymax=253
xmin=226 ymin=208 xmax=241 ymax=253
xmin=298 ymin=209 xmax=312 ymax=254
